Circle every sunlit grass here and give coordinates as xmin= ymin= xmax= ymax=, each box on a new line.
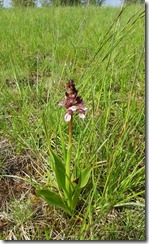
xmin=0 ymin=4 xmax=145 ymax=240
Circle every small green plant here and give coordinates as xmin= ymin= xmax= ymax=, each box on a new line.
xmin=36 ymin=80 xmax=92 ymax=216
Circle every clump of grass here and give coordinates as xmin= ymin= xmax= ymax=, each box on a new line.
xmin=0 ymin=4 xmax=145 ymax=240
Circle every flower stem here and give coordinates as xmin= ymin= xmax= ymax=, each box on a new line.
xmin=66 ymin=116 xmax=73 ymax=208
xmin=69 ymin=116 xmax=73 ymax=146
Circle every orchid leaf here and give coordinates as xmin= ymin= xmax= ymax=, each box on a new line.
xmin=78 ymin=165 xmax=92 ymax=189
xmin=36 ymin=188 xmax=68 ymax=212
xmin=71 ymin=165 xmax=92 ymax=209
xmin=72 ymin=188 xmax=81 ymax=210
xmin=50 ymin=150 xmax=66 ymax=192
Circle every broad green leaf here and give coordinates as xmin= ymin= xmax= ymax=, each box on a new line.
xmin=72 ymin=188 xmax=81 ymax=210
xmin=78 ymin=165 xmax=92 ymax=189
xmin=71 ymin=165 xmax=92 ymax=209
xmin=36 ymin=188 xmax=68 ymax=212
xmin=50 ymin=150 xmax=66 ymax=192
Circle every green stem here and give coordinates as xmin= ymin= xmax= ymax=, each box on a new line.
xmin=66 ymin=116 xmax=73 ymax=208
xmin=69 ymin=116 xmax=72 ymax=146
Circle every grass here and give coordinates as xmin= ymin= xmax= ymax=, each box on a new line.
xmin=0 ymin=4 xmax=145 ymax=240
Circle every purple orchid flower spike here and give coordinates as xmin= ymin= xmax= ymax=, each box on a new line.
xmin=58 ymin=80 xmax=87 ymax=122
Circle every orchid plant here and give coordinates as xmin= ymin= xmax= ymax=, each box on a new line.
xmin=36 ymin=80 xmax=92 ymax=216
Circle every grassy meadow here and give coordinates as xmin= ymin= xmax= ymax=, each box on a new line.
xmin=0 ymin=5 xmax=145 ymax=240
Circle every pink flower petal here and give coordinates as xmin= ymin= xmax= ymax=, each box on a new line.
xmin=64 ymin=113 xmax=71 ymax=122
xmin=67 ymin=109 xmax=73 ymax=115
xmin=58 ymin=100 xmax=66 ymax=106
xmin=78 ymin=113 xmax=85 ymax=120
xmin=78 ymin=107 xmax=87 ymax=114
xmin=82 ymin=107 xmax=87 ymax=111
xmin=69 ymin=106 xmax=78 ymax=111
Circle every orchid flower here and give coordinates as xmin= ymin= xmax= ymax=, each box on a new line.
xmin=58 ymin=80 xmax=87 ymax=122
